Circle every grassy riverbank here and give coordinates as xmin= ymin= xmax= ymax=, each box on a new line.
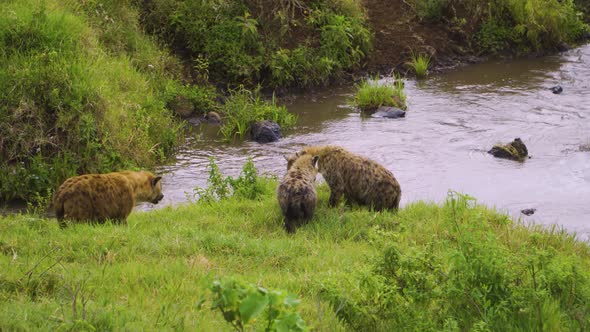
xmin=2 ymin=176 xmax=589 ymax=330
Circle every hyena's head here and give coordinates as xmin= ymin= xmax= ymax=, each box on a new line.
xmin=285 ymin=150 xmax=306 ymax=171
xmin=285 ymin=146 xmax=334 ymax=171
xmin=287 ymin=154 xmax=319 ymax=178
xmin=135 ymin=172 xmax=164 ymax=204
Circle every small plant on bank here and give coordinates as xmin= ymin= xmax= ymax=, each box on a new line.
xmin=407 ymin=52 xmax=431 ymax=78
xmin=189 ymin=157 xmax=271 ymax=203
xmin=219 ymin=87 xmax=297 ymax=141
xmin=201 ymin=278 xmax=307 ymax=332
xmin=353 ymin=76 xmax=406 ymax=112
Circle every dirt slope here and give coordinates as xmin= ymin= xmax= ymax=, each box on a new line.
xmin=363 ymin=0 xmax=466 ymax=73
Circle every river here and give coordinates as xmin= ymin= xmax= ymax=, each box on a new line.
xmin=147 ymin=45 xmax=589 ymax=238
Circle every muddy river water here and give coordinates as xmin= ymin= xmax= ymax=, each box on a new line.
xmin=141 ymin=45 xmax=590 ymax=238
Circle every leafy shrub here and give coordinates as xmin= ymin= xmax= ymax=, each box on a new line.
xmin=323 ymin=192 xmax=590 ymax=330
xmin=353 ymin=77 xmax=406 ymax=112
xmin=190 ymin=157 xmax=271 ymax=203
xmin=475 ymin=19 xmax=526 ymax=54
xmin=220 ymin=87 xmax=297 ymax=141
xmin=141 ymin=0 xmax=371 ymax=88
xmin=202 ymin=278 xmax=307 ymax=332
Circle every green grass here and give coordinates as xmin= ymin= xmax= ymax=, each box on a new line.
xmin=353 ymin=77 xmax=407 ymax=112
xmin=2 ymin=174 xmax=589 ymax=330
xmin=407 ymin=52 xmax=431 ymax=78
xmin=0 ymin=0 xmax=184 ymax=201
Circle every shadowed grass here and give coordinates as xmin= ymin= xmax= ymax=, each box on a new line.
xmin=1 ymin=179 xmax=589 ymax=330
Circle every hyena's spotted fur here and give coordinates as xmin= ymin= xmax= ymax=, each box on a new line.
xmin=53 ymin=171 xmax=163 ymax=227
xmin=277 ymin=154 xmax=319 ymax=233
xmin=288 ymin=146 xmax=401 ymax=211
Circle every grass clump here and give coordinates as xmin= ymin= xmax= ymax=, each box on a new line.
xmin=412 ymin=0 xmax=449 ymax=22
xmin=353 ymin=77 xmax=407 ymax=112
xmin=219 ymin=87 xmax=297 ymax=141
xmin=1 ymin=162 xmax=590 ymax=330
xmin=406 ymin=52 xmax=431 ymax=78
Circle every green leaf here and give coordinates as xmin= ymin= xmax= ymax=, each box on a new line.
xmin=239 ymin=291 xmax=268 ymax=324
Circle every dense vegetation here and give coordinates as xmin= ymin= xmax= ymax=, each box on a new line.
xmin=1 ymin=161 xmax=590 ymax=330
xmin=140 ymin=0 xmax=371 ymax=88
xmin=411 ymin=0 xmax=588 ymax=54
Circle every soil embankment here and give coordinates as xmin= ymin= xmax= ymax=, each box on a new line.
xmin=363 ymin=0 xmax=466 ymax=73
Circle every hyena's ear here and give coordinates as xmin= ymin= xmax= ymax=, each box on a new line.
xmin=152 ymin=176 xmax=162 ymax=188
xmin=312 ymin=156 xmax=319 ymax=168
xmin=283 ymin=155 xmax=289 ymax=161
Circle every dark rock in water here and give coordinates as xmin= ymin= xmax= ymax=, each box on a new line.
xmin=550 ymin=85 xmax=563 ymax=94
xmin=521 ymin=208 xmax=536 ymax=216
xmin=169 ymin=95 xmax=195 ymax=118
xmin=250 ymin=120 xmax=282 ymax=143
xmin=372 ymin=107 xmax=406 ymax=119
xmin=205 ymin=111 xmax=221 ymax=125
xmin=488 ymin=138 xmax=529 ymax=161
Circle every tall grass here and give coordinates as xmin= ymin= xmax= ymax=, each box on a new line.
xmin=1 ymin=165 xmax=589 ymax=330
xmin=0 ymin=0 xmax=183 ymax=201
xmin=407 ymin=52 xmax=431 ymax=78
xmin=353 ymin=77 xmax=407 ymax=112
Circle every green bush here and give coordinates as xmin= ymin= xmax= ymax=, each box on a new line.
xmin=474 ymin=0 xmax=587 ymax=53
xmin=323 ymin=192 xmax=590 ymax=330
xmin=353 ymin=77 xmax=406 ymax=112
xmin=140 ymin=0 xmax=371 ymax=88
xmin=219 ymin=87 xmax=297 ymax=141
xmin=190 ymin=158 xmax=273 ymax=203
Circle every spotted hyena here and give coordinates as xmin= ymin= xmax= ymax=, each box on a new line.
xmin=53 ymin=171 xmax=163 ymax=227
xmin=277 ymin=154 xmax=319 ymax=233
xmin=288 ymin=146 xmax=401 ymax=210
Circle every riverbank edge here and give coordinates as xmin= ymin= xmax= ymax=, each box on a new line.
xmin=1 ymin=180 xmax=590 ymax=330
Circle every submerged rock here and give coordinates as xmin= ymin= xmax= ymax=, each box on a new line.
xmin=372 ymin=107 xmax=406 ymax=119
xmin=521 ymin=208 xmax=536 ymax=216
xmin=250 ymin=120 xmax=282 ymax=143
xmin=488 ymin=138 xmax=529 ymax=161
xmin=205 ymin=111 xmax=222 ymax=125
xmin=550 ymin=85 xmax=563 ymax=94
